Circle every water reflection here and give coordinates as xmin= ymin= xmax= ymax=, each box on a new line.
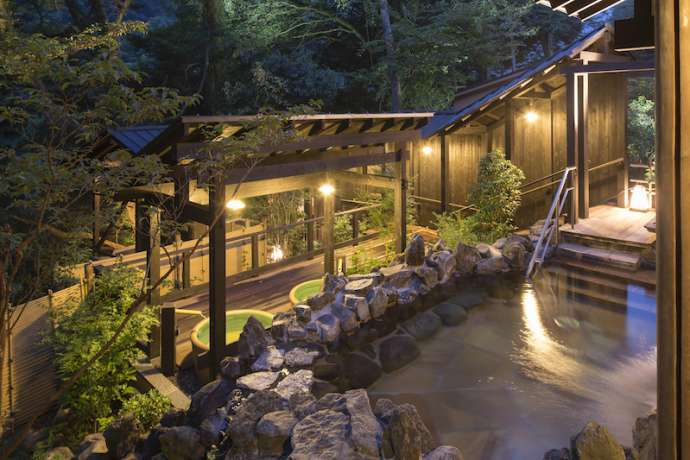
xmin=368 ymin=271 xmax=657 ymax=460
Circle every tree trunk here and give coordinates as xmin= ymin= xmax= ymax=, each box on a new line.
xmin=378 ymin=0 xmax=401 ymax=112
xmin=202 ymin=0 xmax=226 ymax=114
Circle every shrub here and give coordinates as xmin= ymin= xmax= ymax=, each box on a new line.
xmin=46 ymin=268 xmax=158 ymax=445
xmin=118 ymin=390 xmax=172 ymax=432
xmin=435 ymin=149 xmax=524 ymax=247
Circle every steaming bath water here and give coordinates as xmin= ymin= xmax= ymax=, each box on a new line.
xmin=368 ymin=270 xmax=656 ymax=460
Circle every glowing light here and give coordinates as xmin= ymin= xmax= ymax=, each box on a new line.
xmin=630 ymin=185 xmax=651 ymax=211
xmin=525 ymin=110 xmax=539 ymax=123
xmin=421 ymin=145 xmax=433 ymax=155
xmin=319 ymin=184 xmax=335 ymax=196
xmin=226 ymin=199 xmax=246 ymax=210
xmin=269 ymin=244 xmax=285 ymax=263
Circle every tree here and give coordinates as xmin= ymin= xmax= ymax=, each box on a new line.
xmin=0 ymin=21 xmax=195 ymax=437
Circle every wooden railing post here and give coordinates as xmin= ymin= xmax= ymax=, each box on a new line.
xmin=305 ymin=191 xmax=315 ymax=259
xmin=351 ymin=211 xmax=360 ymax=245
xmin=251 ymin=234 xmax=260 ymax=271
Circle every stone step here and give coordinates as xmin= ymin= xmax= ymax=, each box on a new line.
xmin=556 ymin=242 xmax=641 ymax=271
xmin=547 ymin=256 xmax=656 ymax=288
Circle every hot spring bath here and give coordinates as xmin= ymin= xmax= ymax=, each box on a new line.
xmin=368 ymin=272 xmax=657 ymax=460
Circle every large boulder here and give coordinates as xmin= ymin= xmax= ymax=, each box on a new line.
xmin=367 ymin=286 xmax=389 ymax=319
xmin=187 ymin=378 xmax=233 ymax=426
xmin=289 ymin=392 xmax=318 ymax=420
xmin=290 ymin=409 xmax=356 ymax=460
xmin=199 ymin=407 xmax=228 ymax=448
xmin=103 ymin=413 xmax=142 ymax=459
xmin=345 ymin=278 xmax=376 ymax=296
xmin=446 ymin=288 xmax=486 ymax=309
xmin=159 ymin=426 xmax=206 ymax=460
xmin=476 ymin=243 xmax=501 ymax=259
xmin=220 ymin=356 xmax=242 ymax=380
xmin=383 ymin=403 xmax=435 ymax=460
xmin=405 ymin=235 xmax=426 ymax=266
xmin=454 ymin=243 xmax=481 ymax=277
xmin=284 ymin=347 xmax=319 ymax=369
xmin=270 ymin=312 xmax=293 ymax=343
xmin=432 ymin=302 xmax=468 ymax=326
xmin=401 ymin=311 xmax=442 ymax=340
xmin=307 ymin=291 xmax=335 ymax=311
xmin=236 ymin=371 xmax=280 ymax=392
xmin=344 ymin=389 xmax=383 ymax=459
xmin=256 ymin=410 xmax=298 ymax=457
xmin=274 ymin=369 xmax=314 ymax=400
xmin=475 ymin=256 xmax=510 ymax=275
xmin=77 ymin=433 xmax=108 ymax=460
xmin=415 ymin=265 xmax=439 ymax=289
xmin=329 ymin=303 xmax=357 ymax=334
xmin=344 ymin=294 xmax=371 ymax=322
xmin=251 ymin=345 xmax=285 ymax=372
xmin=502 ymin=236 xmax=530 ymax=270
xmin=632 ymin=411 xmax=657 ymax=460
xmin=380 ymin=264 xmax=417 ymax=289
xmin=570 ymin=422 xmax=626 ymax=460
xmin=427 ymin=251 xmax=456 ymax=283
xmin=341 ymin=352 xmax=383 ymax=389
xmin=323 ymin=273 xmax=348 ymax=293
xmin=228 ymin=390 xmax=287 ymax=451
xmin=238 ymin=316 xmax=272 ymax=366
xmin=315 ymin=313 xmax=342 ymax=343
xmin=378 ymin=335 xmax=420 ymax=373
xmin=424 ymin=446 xmax=464 ymax=460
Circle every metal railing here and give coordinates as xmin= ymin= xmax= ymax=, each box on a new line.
xmin=526 ymin=167 xmax=577 ymax=279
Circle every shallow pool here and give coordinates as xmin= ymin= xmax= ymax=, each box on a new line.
xmin=368 ymin=269 xmax=656 ymax=460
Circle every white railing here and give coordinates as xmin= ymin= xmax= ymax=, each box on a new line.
xmin=526 ymin=167 xmax=577 ymax=279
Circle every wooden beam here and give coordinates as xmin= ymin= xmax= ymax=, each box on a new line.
xmin=305 ymin=190 xmax=315 ymax=258
xmin=160 ymin=303 xmax=176 ymax=376
xmin=228 ymin=173 xmax=323 ymax=200
xmin=579 ymin=51 xmax=632 ymax=63
xmin=207 ymin=175 xmax=226 ymax=379
xmin=328 ymin=170 xmax=397 ymax=189
xmin=576 ymin=73 xmax=589 ymax=219
xmin=578 ymin=0 xmax=626 ymax=20
xmin=322 ymin=190 xmax=335 ymax=274
xmin=560 ymin=60 xmax=656 ymax=74
xmin=505 ymin=100 xmax=514 ymax=161
xmin=145 ymin=206 xmax=161 ymax=359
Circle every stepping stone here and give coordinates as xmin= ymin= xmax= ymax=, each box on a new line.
xmin=237 ymin=371 xmax=280 ymax=392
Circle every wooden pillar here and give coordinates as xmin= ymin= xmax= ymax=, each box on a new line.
xmin=566 ymin=73 xmax=579 ymax=225
xmin=656 ymin=0 xmax=690 ymax=457
xmin=251 ymin=234 xmax=260 ymax=270
xmin=91 ymin=191 xmax=101 ymax=251
xmin=135 ymin=200 xmax=148 ymax=253
xmin=393 ymin=151 xmax=408 ymax=253
xmin=351 ymin=211 xmax=360 ymax=245
xmin=208 ymin=175 xmax=227 ymax=379
xmin=505 ymin=100 xmax=514 ymax=161
xmin=305 ymin=191 xmax=315 ymax=258
xmin=322 ymin=190 xmax=335 ymax=274
xmin=576 ymin=73 xmax=590 ymax=219
xmin=440 ymin=132 xmax=449 ymax=213
xmin=145 ymin=207 xmax=161 ymax=358
xmin=160 ymin=303 xmax=176 ymax=376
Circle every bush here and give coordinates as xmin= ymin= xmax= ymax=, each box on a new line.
xmin=46 ymin=268 xmax=158 ymax=445
xmin=435 ymin=149 xmax=524 ymax=247
xmin=118 ymin=390 xmax=171 ymax=431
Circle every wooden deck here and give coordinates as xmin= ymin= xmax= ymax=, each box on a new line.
xmin=559 ymin=205 xmax=656 ymax=246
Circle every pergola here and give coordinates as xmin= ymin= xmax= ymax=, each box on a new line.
xmin=103 ymin=112 xmax=432 ymax=378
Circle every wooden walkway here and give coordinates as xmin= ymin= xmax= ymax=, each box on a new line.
xmin=559 ymin=204 xmax=656 ymax=246
xmin=171 ymin=237 xmax=390 ymax=367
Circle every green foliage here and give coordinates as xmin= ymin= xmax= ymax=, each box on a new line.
xmin=46 ymin=268 xmax=158 ymax=445
xmin=627 ymin=77 xmax=656 ymax=165
xmin=435 ymin=149 xmax=524 ymax=246
xmin=347 ymin=241 xmax=397 ymax=275
xmin=117 ymin=390 xmax=172 ymax=432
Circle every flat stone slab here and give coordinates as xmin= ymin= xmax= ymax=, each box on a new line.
xmin=237 ymin=371 xmax=280 ymax=392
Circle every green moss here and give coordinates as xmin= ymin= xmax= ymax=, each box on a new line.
xmin=195 ymin=310 xmax=274 ymax=346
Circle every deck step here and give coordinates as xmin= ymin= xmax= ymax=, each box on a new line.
xmin=561 ymin=284 xmax=655 ymax=316
xmin=556 ymin=242 xmax=641 ymax=271
xmin=542 ymin=264 xmax=629 ymax=293
xmin=559 ymin=230 xmax=649 ymax=254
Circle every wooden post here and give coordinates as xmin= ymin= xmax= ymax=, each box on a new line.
xmin=208 ymin=175 xmax=227 ymax=379
xmin=146 ymin=207 xmax=161 ymax=359
xmin=656 ymin=0 xmax=690 ymax=457
xmin=135 ymin=201 xmax=148 ymax=253
xmin=305 ymin=191 xmax=315 ymax=258
xmin=440 ymin=132 xmax=449 ymax=213
xmin=160 ymin=303 xmax=176 ymax=377
xmin=91 ymin=190 xmax=101 ymax=252
xmin=576 ymin=73 xmax=589 ymax=219
xmin=322 ymin=190 xmax=335 ymax=274
xmin=182 ymin=256 xmax=191 ymax=289
xmin=393 ymin=151 xmax=408 ymax=253
xmin=505 ymin=100 xmax=514 ymax=161
xmin=251 ymin=234 xmax=260 ymax=270
xmin=351 ymin=211 xmax=360 ymax=245
xmin=566 ymin=73 xmax=579 ymax=225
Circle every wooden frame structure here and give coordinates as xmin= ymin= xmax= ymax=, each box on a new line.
xmin=105 ymin=113 xmax=428 ymax=377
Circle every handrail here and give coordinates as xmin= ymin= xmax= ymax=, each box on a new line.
xmin=526 ymin=166 xmax=576 ymax=279
xmin=588 ymin=157 xmax=624 ymax=173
